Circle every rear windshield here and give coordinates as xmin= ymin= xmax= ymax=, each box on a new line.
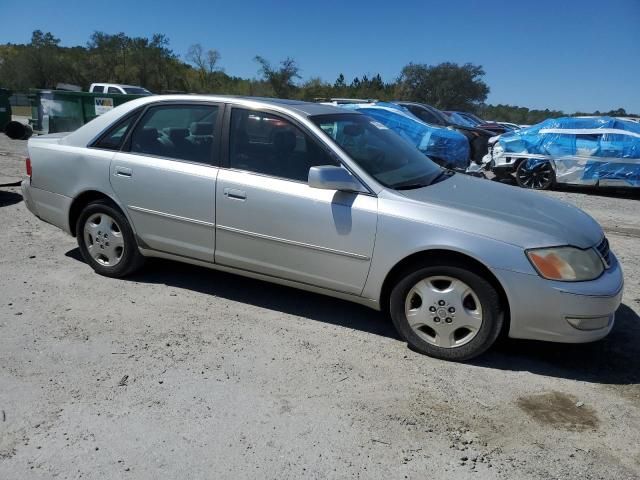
xmin=310 ymin=113 xmax=443 ymax=189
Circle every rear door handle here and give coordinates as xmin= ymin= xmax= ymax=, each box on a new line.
xmin=115 ymin=166 xmax=132 ymax=177
xmin=223 ymin=188 xmax=247 ymax=201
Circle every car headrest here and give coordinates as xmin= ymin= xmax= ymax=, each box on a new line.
xmin=343 ymin=124 xmax=364 ymax=137
xmin=190 ymin=122 xmax=213 ymax=136
xmin=138 ymin=127 xmax=159 ymax=143
xmin=273 ymin=130 xmax=297 ymax=154
xmin=166 ymin=127 xmax=189 ymax=142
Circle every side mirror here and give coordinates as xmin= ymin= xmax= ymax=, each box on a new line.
xmin=308 ymin=165 xmax=366 ymax=193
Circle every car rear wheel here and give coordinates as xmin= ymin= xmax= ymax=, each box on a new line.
xmin=515 ymin=158 xmax=555 ymax=190
xmin=389 ymin=264 xmax=504 ymax=361
xmin=76 ymin=200 xmax=143 ymax=278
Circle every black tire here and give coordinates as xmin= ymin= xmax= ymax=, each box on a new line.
xmin=515 ymin=158 xmax=555 ymax=190
xmin=76 ymin=199 xmax=144 ymax=278
xmin=389 ymin=263 xmax=504 ymax=361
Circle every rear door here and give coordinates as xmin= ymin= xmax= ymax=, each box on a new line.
xmin=214 ymin=106 xmax=377 ymax=294
xmin=109 ymin=102 xmax=222 ymax=261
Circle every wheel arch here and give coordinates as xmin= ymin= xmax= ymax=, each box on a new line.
xmin=379 ymin=249 xmax=511 ymax=335
xmin=68 ymin=190 xmax=131 ymax=237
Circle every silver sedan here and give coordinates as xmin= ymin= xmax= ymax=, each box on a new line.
xmin=21 ymin=95 xmax=624 ymax=361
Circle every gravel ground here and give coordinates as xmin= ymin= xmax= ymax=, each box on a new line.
xmin=1 ymin=133 xmax=639 ymax=479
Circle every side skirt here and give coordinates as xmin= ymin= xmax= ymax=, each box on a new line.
xmin=138 ymin=247 xmax=381 ymax=311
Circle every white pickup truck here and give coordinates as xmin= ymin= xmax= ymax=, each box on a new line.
xmin=89 ymin=83 xmax=152 ymax=95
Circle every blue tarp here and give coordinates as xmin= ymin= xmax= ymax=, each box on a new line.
xmin=336 ymin=102 xmax=470 ymax=169
xmin=497 ymin=116 xmax=640 ymax=186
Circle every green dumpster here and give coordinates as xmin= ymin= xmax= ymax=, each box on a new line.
xmin=29 ymin=89 xmax=148 ymax=134
xmin=0 ymin=88 xmax=12 ymax=132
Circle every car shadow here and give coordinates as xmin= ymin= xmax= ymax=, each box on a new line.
xmin=474 ymin=303 xmax=640 ymax=385
xmin=65 ymin=247 xmax=640 ymax=385
xmin=64 ymin=248 xmax=398 ymax=339
xmin=553 ymin=184 xmax=640 ymax=200
xmin=0 ymin=189 xmax=22 ymax=207
xmin=489 ymin=175 xmax=640 ymax=200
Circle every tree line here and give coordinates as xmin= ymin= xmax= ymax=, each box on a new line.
xmin=0 ymin=31 xmax=635 ymax=124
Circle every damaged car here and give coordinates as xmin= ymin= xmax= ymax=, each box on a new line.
xmin=395 ymin=101 xmax=494 ymax=164
xmin=483 ymin=116 xmax=640 ymax=189
xmin=325 ymin=101 xmax=471 ymax=171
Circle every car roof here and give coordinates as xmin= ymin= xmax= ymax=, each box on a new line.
xmin=395 ymin=101 xmax=446 ymax=115
xmin=61 ymin=94 xmax=357 ymax=148
xmin=133 ymin=94 xmax=351 ymax=117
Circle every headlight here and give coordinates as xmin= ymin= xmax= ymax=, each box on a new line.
xmin=493 ymin=144 xmax=504 ymax=156
xmin=526 ymin=247 xmax=604 ymax=281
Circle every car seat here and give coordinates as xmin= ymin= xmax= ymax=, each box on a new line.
xmin=188 ymin=122 xmax=214 ymax=162
xmin=133 ymin=127 xmax=164 ymax=156
xmin=272 ymin=129 xmax=298 ymax=179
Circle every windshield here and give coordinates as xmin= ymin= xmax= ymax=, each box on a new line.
xmin=460 ymin=112 xmax=485 ymax=125
xmin=448 ymin=112 xmax=476 ymax=128
xmin=123 ymin=87 xmax=152 ymax=95
xmin=311 ymin=113 xmax=445 ymax=189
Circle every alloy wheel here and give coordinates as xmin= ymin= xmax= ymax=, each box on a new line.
xmin=516 ymin=159 xmax=554 ymax=189
xmin=404 ymin=276 xmax=483 ymax=349
xmin=83 ymin=213 xmax=125 ymax=267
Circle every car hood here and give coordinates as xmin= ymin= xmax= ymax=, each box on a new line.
xmin=396 ymin=174 xmax=603 ymax=249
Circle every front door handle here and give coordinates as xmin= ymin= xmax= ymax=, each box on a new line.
xmin=115 ymin=166 xmax=132 ymax=177
xmin=223 ymin=188 xmax=247 ymax=201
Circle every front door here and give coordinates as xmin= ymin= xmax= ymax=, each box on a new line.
xmin=215 ymin=107 xmax=377 ymax=295
xmin=110 ymin=103 xmax=222 ymax=261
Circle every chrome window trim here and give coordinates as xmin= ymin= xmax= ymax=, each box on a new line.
xmin=114 ymin=150 xmax=222 ymax=169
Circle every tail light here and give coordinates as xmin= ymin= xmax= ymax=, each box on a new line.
xmin=26 ymin=157 xmax=32 ymax=177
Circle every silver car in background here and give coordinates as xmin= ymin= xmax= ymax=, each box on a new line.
xmin=21 ymin=96 xmax=624 ymax=361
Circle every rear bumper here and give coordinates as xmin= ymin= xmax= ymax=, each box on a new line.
xmin=21 ymin=180 xmax=73 ymax=234
xmin=493 ymin=254 xmax=624 ymax=343
xmin=21 ymin=179 xmax=38 ymax=216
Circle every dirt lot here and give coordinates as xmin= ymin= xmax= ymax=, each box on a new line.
xmin=1 ymin=133 xmax=639 ymax=479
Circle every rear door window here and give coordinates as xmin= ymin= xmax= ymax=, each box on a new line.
xmin=92 ymin=85 xmax=104 ymax=93
xmin=128 ymin=104 xmax=220 ymax=165
xmin=107 ymin=87 xmax=121 ymax=94
xmin=92 ymin=111 xmax=140 ymax=150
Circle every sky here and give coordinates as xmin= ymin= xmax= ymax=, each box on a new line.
xmin=2 ymin=0 xmax=639 ymax=113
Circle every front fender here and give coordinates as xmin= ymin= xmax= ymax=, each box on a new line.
xmin=362 ymin=204 xmax=536 ymax=303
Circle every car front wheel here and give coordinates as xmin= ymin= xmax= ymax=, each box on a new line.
xmin=389 ymin=264 xmax=504 ymax=361
xmin=515 ymin=158 xmax=555 ymax=190
xmin=76 ymin=199 xmax=144 ymax=278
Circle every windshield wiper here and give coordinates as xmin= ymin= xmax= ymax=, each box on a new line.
xmin=393 ymin=169 xmax=455 ymax=190
xmin=395 ymin=182 xmax=430 ymax=190
xmin=430 ymin=169 xmax=455 ymax=184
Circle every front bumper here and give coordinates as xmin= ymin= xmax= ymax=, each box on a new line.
xmin=493 ymin=253 xmax=624 ymax=343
